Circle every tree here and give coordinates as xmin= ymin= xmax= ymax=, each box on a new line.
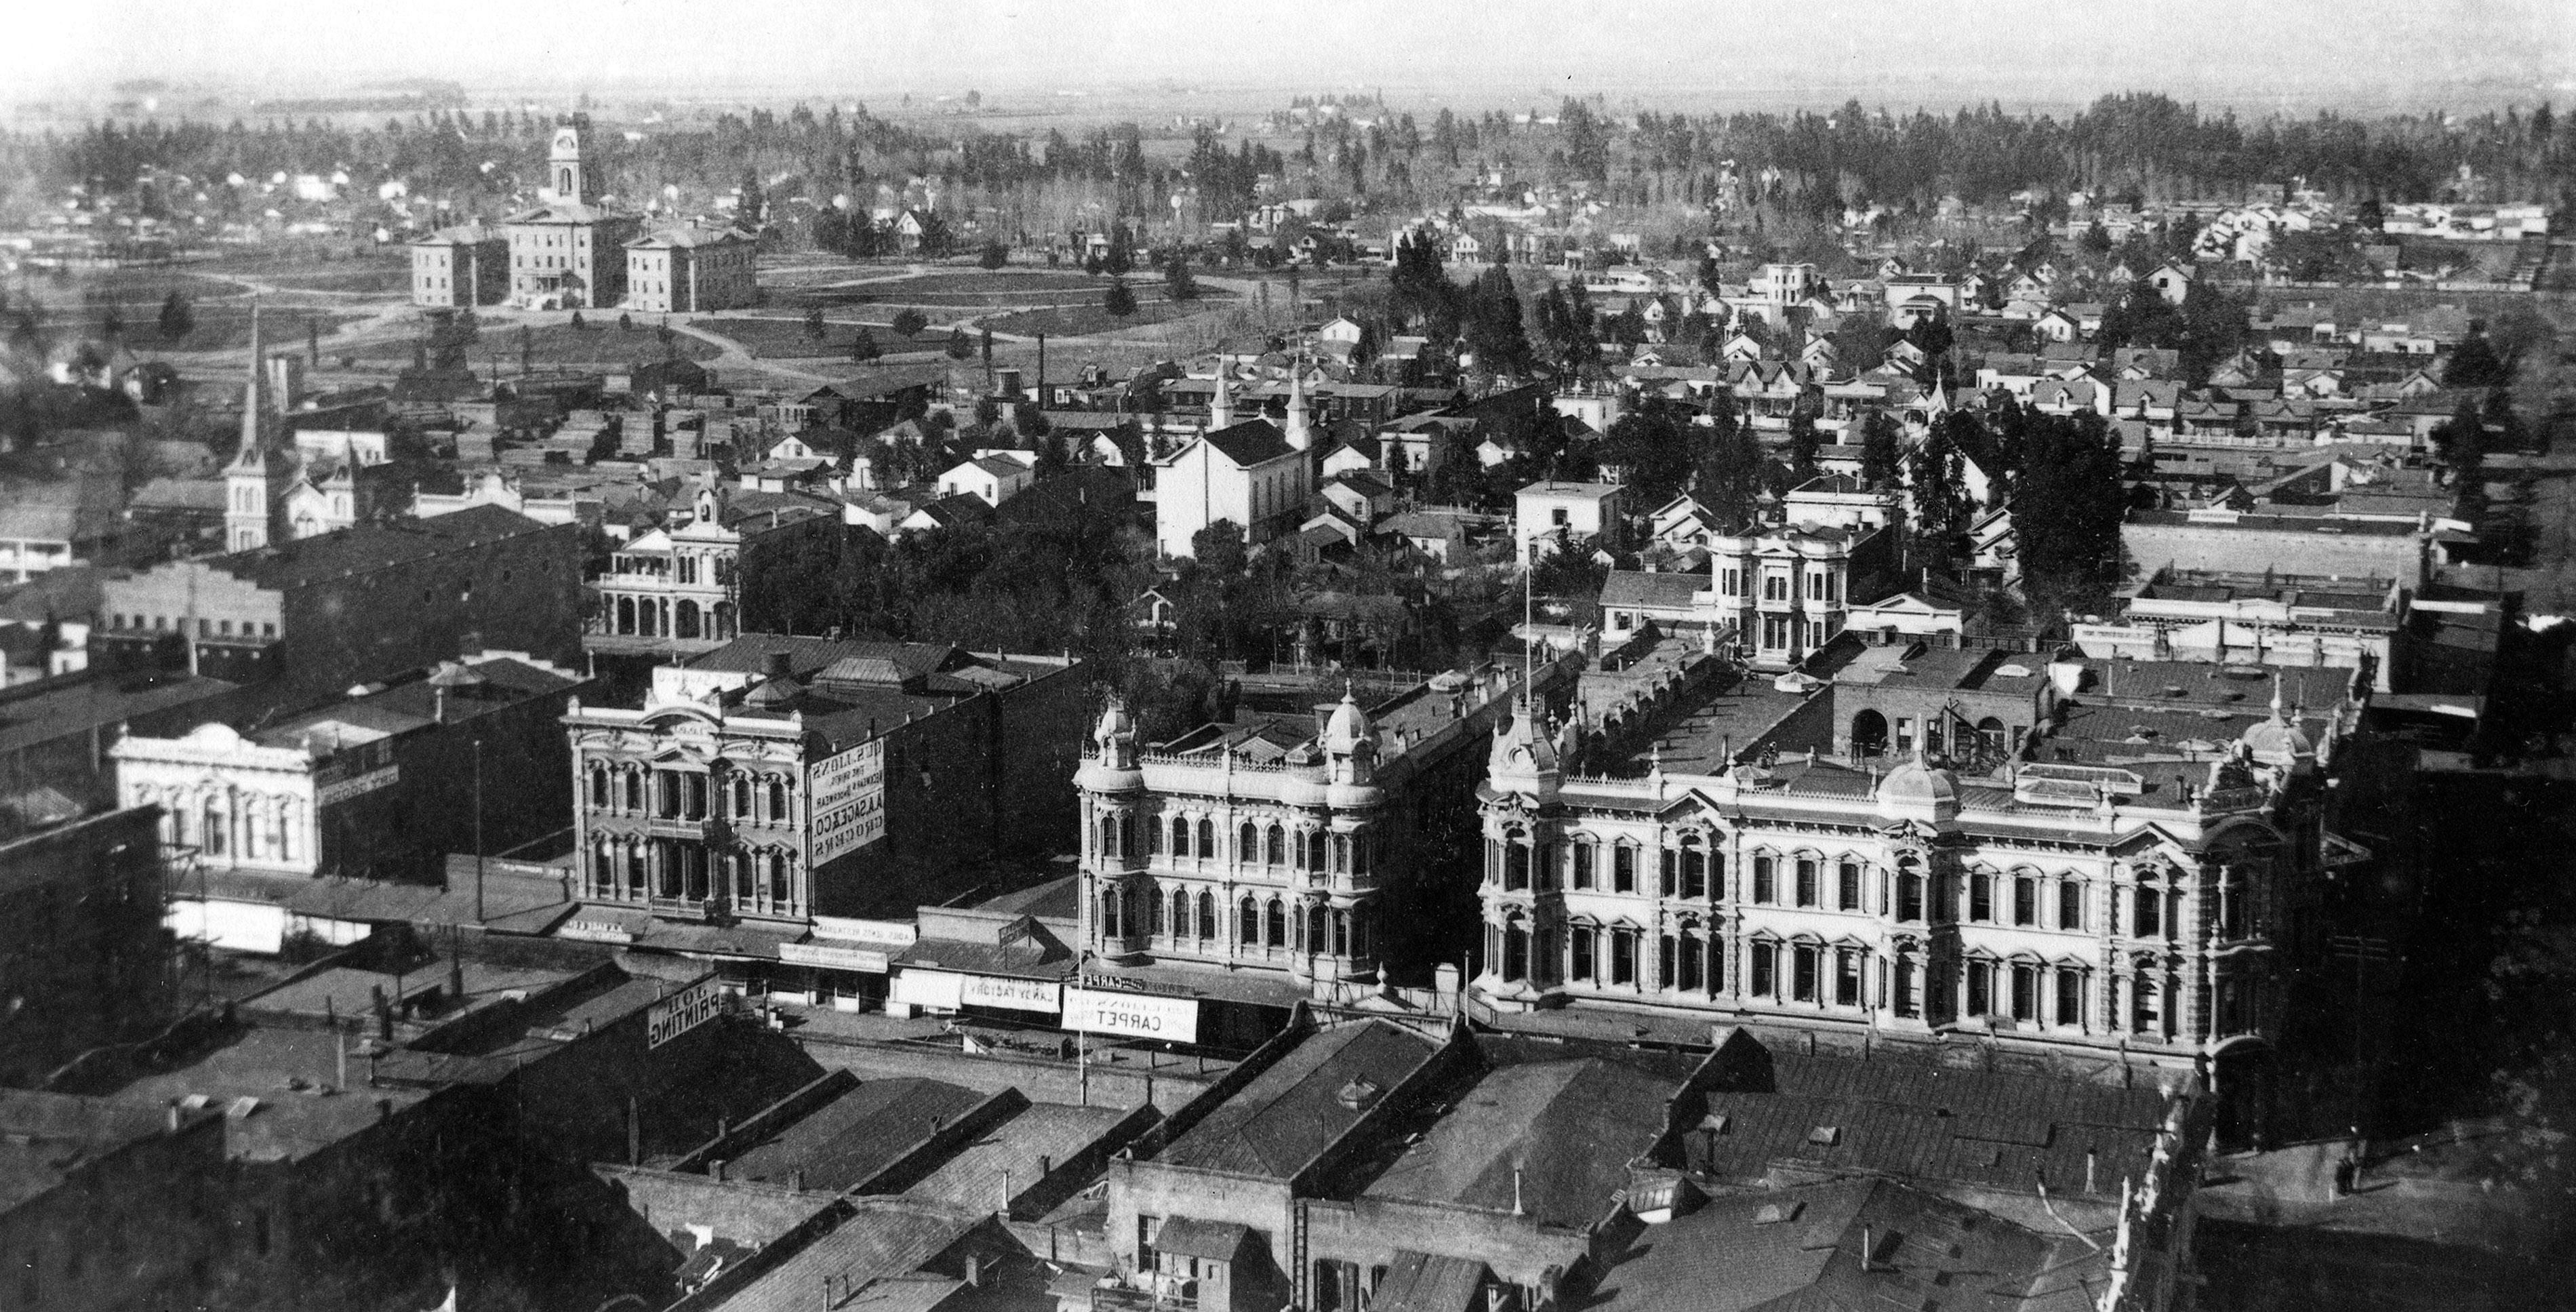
xmin=891 ymin=308 xmax=929 ymax=340
xmin=2445 ymin=331 xmax=2512 ymax=389
xmin=1786 ymin=411 xmax=1821 ymax=481
xmin=737 ymin=167 xmax=766 ymax=226
xmin=618 ymin=312 xmax=634 ymax=332
xmin=1462 ymin=264 xmax=1533 ymax=380
xmin=1164 ymin=253 xmax=1199 ymax=302
xmin=1190 ymin=519 xmax=1249 ymax=576
xmin=1103 ymin=279 xmax=1138 ymax=318
xmin=2432 ymin=394 xmax=2486 ymax=483
xmin=2079 ymin=220 xmax=2113 ymax=254
xmin=1859 ymin=411 xmax=1902 ymax=486
xmin=157 ymin=291 xmax=193 ymax=341
xmin=569 ymin=310 xmax=586 ymax=331
xmin=1103 ymin=226 xmax=1133 ymax=277
xmin=849 ymin=327 xmax=883 ymax=361
xmin=944 ymin=327 xmax=972 ymax=359
xmin=979 ymin=239 xmax=1008 ymax=270
xmin=2012 ymin=412 xmax=2128 ymax=614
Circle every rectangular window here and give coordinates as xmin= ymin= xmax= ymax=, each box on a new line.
xmin=1611 ymin=932 xmax=1636 ymax=987
xmin=1679 ymin=936 xmax=1703 ymax=991
xmin=1571 ymin=928 xmax=1594 ymax=982
xmin=1792 ymin=946 xmax=1819 ymax=1003
xmin=1835 ymin=949 xmax=1861 ymax=1006
xmin=2059 ymin=881 xmax=2083 ymax=932
xmin=1971 ymin=873 xmax=1994 ymax=923
xmin=1967 ymin=961 xmax=1991 ymax=1016
xmin=2135 ymin=886 xmax=2162 ymax=937
xmin=1895 ymin=718 xmax=1914 ymax=753
xmin=2056 ymin=968 xmax=2085 ymax=1027
xmin=1658 ymin=935 xmax=1676 ymax=990
xmin=2011 ymin=965 xmax=2038 ymax=1022
xmin=1572 ymin=843 xmax=1594 ymax=890
xmin=2013 ymin=877 xmax=2036 ymax=926
xmin=1795 ymin=859 xmax=1818 ymax=907
xmin=1895 ymin=962 xmax=1918 ymax=1018
xmin=1838 ymin=862 xmax=1861 ymax=912
xmin=1613 ymin=845 xmax=1636 ymax=894
xmin=1753 ymin=856 xmax=1775 ymax=904
xmin=1751 ymin=943 xmax=1776 ymax=997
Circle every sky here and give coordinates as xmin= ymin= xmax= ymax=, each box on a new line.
xmin=12 ymin=0 xmax=2574 ymax=111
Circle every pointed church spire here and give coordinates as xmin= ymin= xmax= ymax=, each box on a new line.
xmin=1285 ymin=355 xmax=1311 ymax=451
xmin=1211 ymin=363 xmax=1233 ymax=429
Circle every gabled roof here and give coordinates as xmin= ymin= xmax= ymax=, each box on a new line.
xmin=1600 ymin=570 xmax=1706 ymax=612
xmin=1158 ymin=1020 xmax=1439 ymax=1179
xmin=626 ymin=224 xmax=752 ymax=250
xmin=1196 ymin=420 xmax=1299 ymax=469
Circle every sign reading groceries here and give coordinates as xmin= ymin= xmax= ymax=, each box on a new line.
xmin=808 ymin=740 xmax=886 ymax=864
xmin=1065 ymin=987 xmax=1199 ymax=1043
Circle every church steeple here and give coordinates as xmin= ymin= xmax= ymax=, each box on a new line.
xmin=1285 ymin=359 xmax=1311 ymax=452
xmin=226 ymin=301 xmax=281 ymax=552
xmin=1211 ymin=364 xmax=1234 ymax=429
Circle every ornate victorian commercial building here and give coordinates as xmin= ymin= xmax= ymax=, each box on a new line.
xmin=1472 ymin=671 xmax=2343 ymax=1108
xmin=1074 ymin=664 xmax=1566 ymax=1009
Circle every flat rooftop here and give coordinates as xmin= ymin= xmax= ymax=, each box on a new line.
xmin=0 ymin=1089 xmax=197 ymax=1214
xmin=1159 ymin=1020 xmax=1439 ymax=1180
xmin=96 ymin=1026 xmax=437 ymax=1164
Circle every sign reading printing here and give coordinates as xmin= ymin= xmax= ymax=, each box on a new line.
xmin=647 ymin=977 xmax=724 ymax=1048
xmin=808 ymin=740 xmax=885 ymax=865
xmin=1065 ymin=987 xmax=1199 ymax=1043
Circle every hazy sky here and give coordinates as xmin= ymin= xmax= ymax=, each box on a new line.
xmin=15 ymin=0 xmax=2574 ymax=109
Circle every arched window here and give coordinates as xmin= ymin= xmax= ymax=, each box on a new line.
xmin=625 ymin=841 xmax=645 ymax=898
xmin=1678 ymin=935 xmax=1704 ymax=992
xmin=1266 ymin=824 xmax=1285 ymax=866
xmin=1504 ymin=835 xmax=1529 ymax=891
xmin=1170 ymin=889 xmax=1190 ymax=939
xmin=2013 ymin=873 xmax=2038 ymax=926
xmin=1166 ymin=817 xmax=1186 ymax=858
xmin=1504 ymin=921 xmax=1529 ymax=982
xmin=588 ymin=764 xmax=609 ymax=807
xmin=1307 ymin=830 xmax=1329 ymax=871
xmin=1308 ymin=903 xmax=1329 ymax=953
xmin=2134 ymin=879 xmax=2165 ymax=937
xmin=733 ymin=849 xmax=754 ymax=902
xmin=1898 ymin=863 xmax=1925 ymax=921
xmin=1150 ymin=888 xmax=1167 ymax=936
xmin=622 ymin=768 xmax=643 ymax=811
xmin=768 ymin=778 xmax=788 ymax=822
xmin=1332 ymin=910 xmax=1350 ymax=955
xmin=2133 ymin=974 xmax=2161 ymax=1033
xmin=592 ymin=841 xmax=615 ymax=892
xmin=1838 ymin=860 xmax=1863 ymax=912
xmin=1681 ymin=835 xmax=1707 ymax=900
xmin=1795 ymin=858 xmax=1819 ymax=907
xmin=202 ymin=801 xmax=228 ymax=856
xmin=1101 ymin=889 xmax=1123 ymax=938
xmin=1238 ymin=896 xmax=1257 ymax=944
xmin=1197 ymin=819 xmax=1214 ymax=859
xmin=1266 ymin=898 xmax=1286 ymax=947
xmin=1331 ymin=833 xmax=1350 ymax=874
xmin=1353 ymin=835 xmax=1371 ymax=878
xmin=733 ymin=776 xmax=752 ymax=820
xmin=1240 ymin=822 xmax=1258 ymax=863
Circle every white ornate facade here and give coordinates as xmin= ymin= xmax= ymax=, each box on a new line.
xmin=592 ymin=475 xmax=742 ymax=648
xmin=113 ymin=722 xmax=324 ymax=875
xmin=565 ymin=664 xmax=815 ymax=923
xmin=1473 ymin=683 xmax=2334 ymax=1083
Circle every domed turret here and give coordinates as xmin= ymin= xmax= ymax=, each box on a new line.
xmin=1875 ymin=745 xmax=1960 ymax=824
xmin=1487 ymin=696 xmax=1561 ymax=801
xmin=1323 ymin=689 xmax=1383 ymax=805
xmin=2238 ymin=675 xmax=2314 ymax=772
xmin=1076 ymin=695 xmax=1145 ymax=793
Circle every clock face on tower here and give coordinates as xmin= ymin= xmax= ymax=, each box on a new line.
xmin=553 ymin=128 xmax=580 ymax=157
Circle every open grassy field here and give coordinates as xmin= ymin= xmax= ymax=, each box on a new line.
xmin=349 ymin=321 xmax=722 ymax=368
xmin=27 ymin=304 xmax=365 ymax=354
xmin=976 ymin=296 xmax=1214 ymax=338
xmin=693 ymin=316 xmax=965 ymax=360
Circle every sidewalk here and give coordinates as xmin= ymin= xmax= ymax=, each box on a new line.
xmin=2197 ymin=1136 xmax=2558 ymax=1254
